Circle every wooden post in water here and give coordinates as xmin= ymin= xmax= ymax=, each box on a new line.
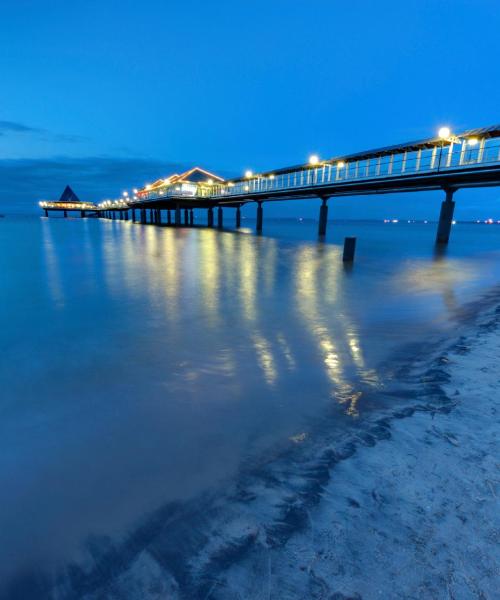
xmin=189 ymin=209 xmax=194 ymax=225
xmin=44 ymin=209 xmax=48 ymax=217
xmin=132 ymin=208 xmax=136 ymax=222
xmin=236 ymin=205 xmax=241 ymax=228
xmin=184 ymin=209 xmax=189 ymax=226
xmin=175 ymin=204 xmax=181 ymax=226
xmin=141 ymin=209 xmax=146 ymax=224
xmin=208 ymin=207 xmax=214 ymax=227
xmin=167 ymin=209 xmax=171 ymax=225
xmin=125 ymin=210 xmax=129 ymax=221
xmin=80 ymin=210 xmax=86 ymax=218
xmin=64 ymin=210 xmax=68 ymax=218
xmin=318 ymin=197 xmax=328 ymax=237
xmin=217 ymin=207 xmax=223 ymax=229
xmin=256 ymin=201 xmax=263 ymax=233
xmin=343 ymin=237 xmax=356 ymax=262
xmin=149 ymin=209 xmax=154 ymax=223
xmin=436 ymin=189 xmax=455 ymax=244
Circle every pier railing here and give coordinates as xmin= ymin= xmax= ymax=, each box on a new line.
xmin=131 ymin=133 xmax=500 ymax=205
xmin=207 ymin=138 xmax=500 ymax=199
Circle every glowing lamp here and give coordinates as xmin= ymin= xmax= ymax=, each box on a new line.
xmin=245 ymin=170 xmax=253 ymax=178
xmin=269 ymin=174 xmax=275 ymax=180
xmin=123 ymin=191 xmax=129 ymax=197
xmin=337 ymin=161 xmax=346 ymax=168
xmin=309 ymin=154 xmax=320 ymax=165
xmin=467 ymin=137 xmax=479 ymax=146
xmin=438 ymin=126 xmax=451 ymax=140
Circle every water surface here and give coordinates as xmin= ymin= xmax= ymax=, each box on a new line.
xmin=1 ymin=215 xmax=500 ymax=591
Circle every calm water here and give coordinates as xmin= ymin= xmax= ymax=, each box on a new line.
xmin=1 ymin=215 xmax=500 ymax=591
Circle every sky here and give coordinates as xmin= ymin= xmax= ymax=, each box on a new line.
xmin=0 ymin=0 xmax=499 ymax=218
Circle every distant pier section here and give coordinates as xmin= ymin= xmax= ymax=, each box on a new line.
xmin=40 ymin=125 xmax=500 ymax=244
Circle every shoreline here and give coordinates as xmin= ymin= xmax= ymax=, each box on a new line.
xmin=59 ymin=305 xmax=500 ymax=599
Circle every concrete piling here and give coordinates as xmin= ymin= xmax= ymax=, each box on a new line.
xmin=343 ymin=237 xmax=356 ymax=262
xmin=318 ymin=197 xmax=328 ymax=236
xmin=436 ymin=189 xmax=455 ymax=244
xmin=189 ymin=209 xmax=194 ymax=226
xmin=218 ymin=207 xmax=223 ymax=229
xmin=208 ymin=207 xmax=214 ymax=227
xmin=256 ymin=202 xmax=263 ymax=233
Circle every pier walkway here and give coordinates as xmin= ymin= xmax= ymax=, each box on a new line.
xmin=40 ymin=126 xmax=500 ymax=244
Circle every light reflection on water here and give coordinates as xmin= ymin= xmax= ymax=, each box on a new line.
xmin=1 ymin=216 xmax=500 ymax=589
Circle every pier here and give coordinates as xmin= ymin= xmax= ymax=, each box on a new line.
xmin=40 ymin=126 xmax=500 ymax=244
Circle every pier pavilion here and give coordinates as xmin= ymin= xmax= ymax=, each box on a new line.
xmin=40 ymin=186 xmax=98 ymax=218
xmin=40 ymin=125 xmax=500 ymax=244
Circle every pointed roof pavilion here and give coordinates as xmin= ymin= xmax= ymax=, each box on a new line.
xmin=58 ymin=185 xmax=81 ymax=203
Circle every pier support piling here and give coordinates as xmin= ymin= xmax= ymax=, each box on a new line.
xmin=149 ymin=209 xmax=154 ymax=224
xmin=218 ymin=207 xmax=223 ymax=229
xmin=167 ymin=209 xmax=171 ymax=225
xmin=436 ymin=189 xmax=456 ymax=245
xmin=141 ymin=209 xmax=146 ymax=224
xmin=44 ymin=209 xmax=48 ymax=217
xmin=208 ymin=207 xmax=214 ymax=227
xmin=125 ymin=210 xmax=129 ymax=221
xmin=64 ymin=210 xmax=68 ymax=218
xmin=236 ymin=205 xmax=241 ymax=228
xmin=189 ymin=209 xmax=194 ymax=226
xmin=184 ymin=209 xmax=189 ymax=226
xmin=132 ymin=208 xmax=136 ymax=222
xmin=80 ymin=210 xmax=86 ymax=218
xmin=318 ymin=197 xmax=328 ymax=237
xmin=256 ymin=202 xmax=263 ymax=233
xmin=343 ymin=237 xmax=357 ymax=262
xmin=175 ymin=204 xmax=181 ymax=226
xmin=157 ymin=209 xmax=162 ymax=224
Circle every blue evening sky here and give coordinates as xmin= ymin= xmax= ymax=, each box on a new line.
xmin=0 ymin=0 xmax=498 ymax=218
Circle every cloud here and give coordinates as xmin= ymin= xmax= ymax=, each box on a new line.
xmin=0 ymin=120 xmax=87 ymax=143
xmin=0 ymin=120 xmax=43 ymax=135
xmin=0 ymin=156 xmax=190 ymax=213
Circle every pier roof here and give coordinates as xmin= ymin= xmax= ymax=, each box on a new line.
xmin=139 ymin=167 xmax=224 ymax=194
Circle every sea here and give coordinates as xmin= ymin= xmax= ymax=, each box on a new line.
xmin=1 ymin=214 xmax=500 ymax=598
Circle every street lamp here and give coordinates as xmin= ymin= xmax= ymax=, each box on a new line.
xmin=437 ymin=126 xmax=452 ymax=170
xmin=438 ymin=126 xmax=451 ymax=140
